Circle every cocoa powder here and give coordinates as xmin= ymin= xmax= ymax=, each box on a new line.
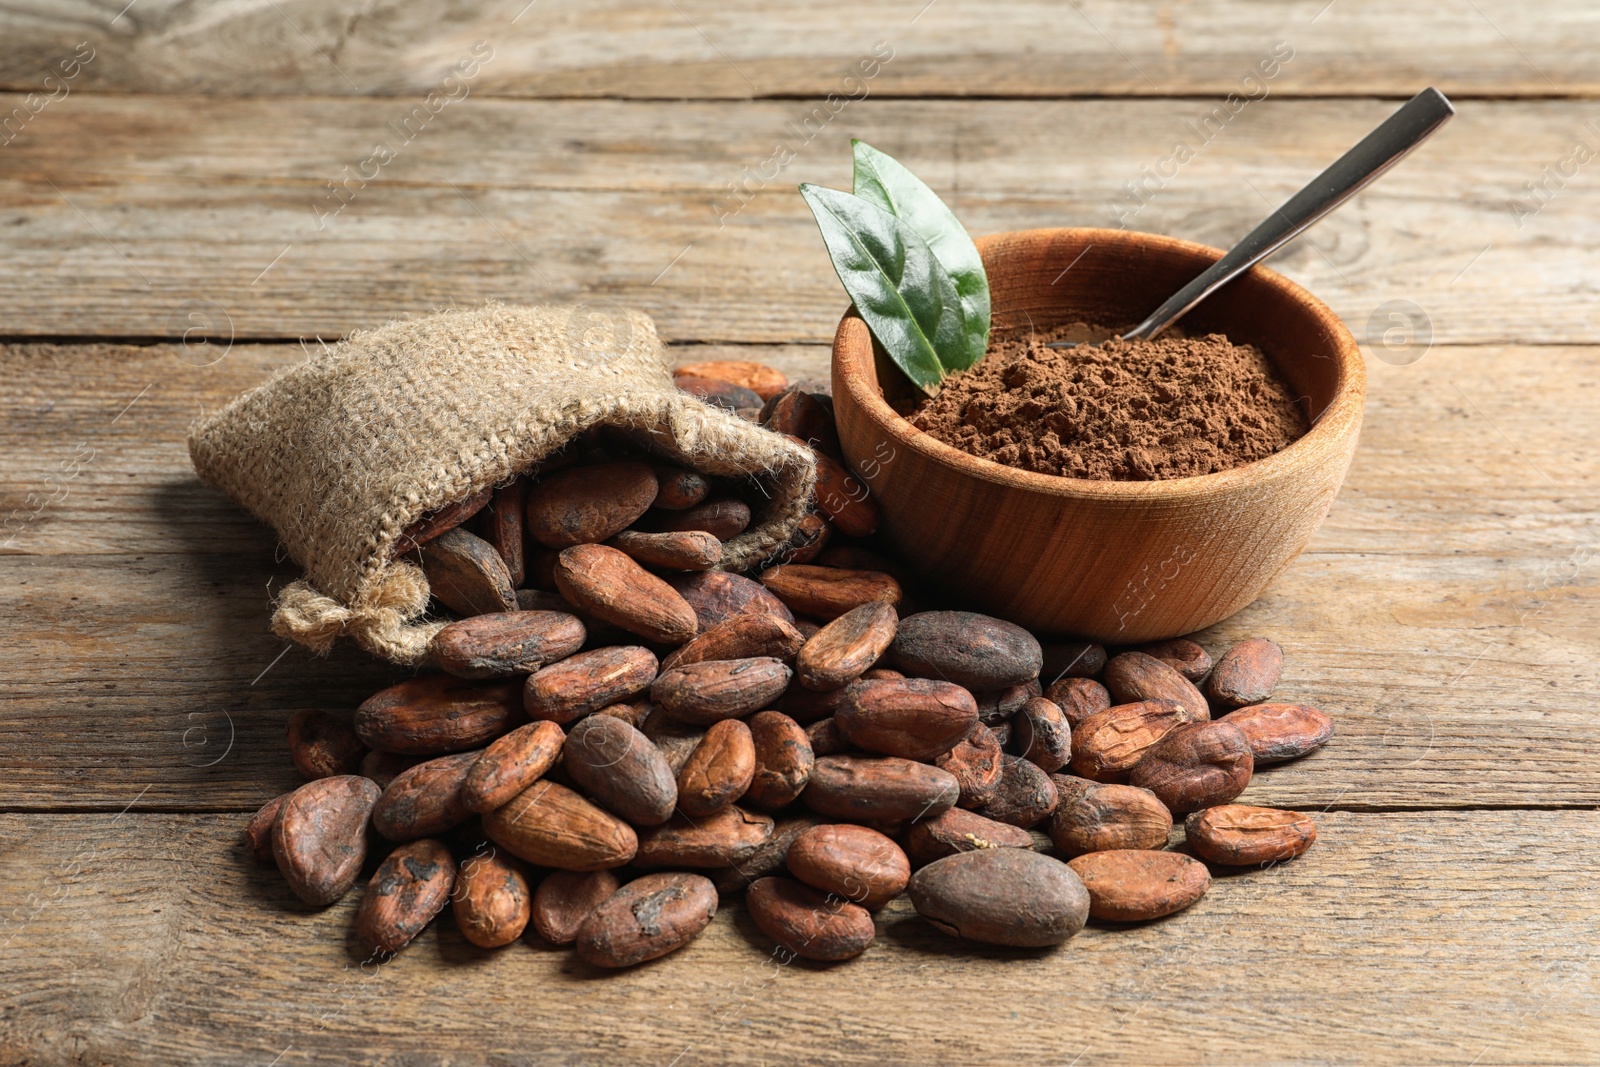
xmin=909 ymin=323 xmax=1310 ymax=480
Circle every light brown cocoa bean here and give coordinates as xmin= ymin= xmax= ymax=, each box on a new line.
xmin=675 ymin=359 xmax=788 ymax=400
xmin=553 ymin=544 xmax=698 ymax=644
xmin=746 ymin=876 xmax=874 ymax=961
xmin=802 ymin=755 xmax=959 ymax=822
xmin=1049 ymin=781 xmax=1173 ymax=857
xmin=522 ymin=645 xmax=658 ymax=725
xmin=607 ymin=529 xmax=722 ymax=571
xmin=650 ymin=657 xmax=792 ymax=725
xmin=936 ymin=722 xmax=1004 ymax=809
xmin=835 ymin=677 xmax=979 ymax=761
xmin=661 ymin=612 xmax=805 ymax=672
xmin=649 ymin=464 xmax=710 ymax=511
xmin=759 ymin=564 xmax=901 ymax=621
xmin=1045 ymin=676 xmax=1112 ymax=728
xmin=1206 ymin=637 xmax=1284 ymax=709
xmin=272 ymin=775 xmax=381 ymax=906
xmin=1040 ymin=639 xmax=1108 ymax=682
xmin=642 ymin=714 xmax=705 ymax=774
xmin=1011 ymin=697 xmax=1072 ymax=772
xmin=451 ymin=848 xmax=532 ymax=948
xmin=809 ymin=448 xmax=879 ymax=536
xmin=1222 ymin=702 xmax=1334 ymax=764
xmin=974 ymin=755 xmax=1059 ymax=829
xmin=244 ymin=792 xmax=291 ymax=863
xmin=1185 ymin=804 xmax=1317 ymax=866
xmin=802 ymin=717 xmax=849 ymax=758
xmin=355 ymin=839 xmax=456 ymax=954
xmin=1104 ymin=651 xmax=1209 ymax=721
xmin=482 ymin=780 xmax=637 ymax=871
xmin=531 ymin=869 xmax=621 ymax=945
xmin=421 ymin=527 xmax=519 ymax=617
xmin=372 ymin=751 xmax=478 ymax=841
xmin=908 ymin=849 xmax=1089 ymax=947
xmin=359 ymin=750 xmax=417 ymax=790
xmin=1129 ymin=721 xmax=1254 ymax=814
xmin=676 ymin=719 xmax=756 ymax=817
xmin=575 ymin=872 xmax=718 ymax=968
xmin=1068 ymin=699 xmax=1192 ymax=782
xmin=669 ymin=570 xmax=795 ymax=629
xmin=634 ymin=806 xmax=775 ymax=868
xmin=462 ymin=720 xmax=565 ymax=813
xmin=526 ymin=460 xmax=658 ymax=548
xmin=708 ymin=816 xmax=820 ymax=893
xmin=563 ymin=714 xmax=678 ymax=826
xmin=286 ymin=709 xmax=366 ymax=780
xmin=356 ymin=675 xmax=523 ymax=756
xmin=786 ymin=824 xmax=910 ymax=909
xmin=431 ymin=610 xmax=587 ymax=679
xmin=675 ymin=373 xmax=763 ymax=410
xmin=903 ymin=807 xmax=1034 ymax=867
xmin=649 ymin=498 xmax=751 ymax=540
xmin=1135 ymin=638 xmax=1213 ymax=683
xmin=395 ymin=486 xmax=492 ymax=556
xmin=1067 ymin=849 xmax=1210 ymax=921
xmin=483 ymin=479 xmax=528 ymax=586
xmin=795 ymin=602 xmax=897 ymax=691
xmin=889 ymin=611 xmax=1043 ymax=689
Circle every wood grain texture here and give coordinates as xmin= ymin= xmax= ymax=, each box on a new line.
xmin=0 ymin=811 xmax=1595 ymax=1065
xmin=1 ymin=1 xmax=1596 ymax=98
xmin=0 ymin=97 xmax=1592 ymax=343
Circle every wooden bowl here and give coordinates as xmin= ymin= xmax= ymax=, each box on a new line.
xmin=831 ymin=227 xmax=1365 ymax=643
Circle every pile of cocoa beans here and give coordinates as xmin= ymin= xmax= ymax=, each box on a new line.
xmin=246 ymin=359 xmax=1334 ymax=966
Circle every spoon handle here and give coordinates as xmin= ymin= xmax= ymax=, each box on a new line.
xmin=1120 ymin=87 xmax=1455 ymax=342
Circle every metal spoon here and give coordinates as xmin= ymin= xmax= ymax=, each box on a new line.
xmin=1047 ymin=86 xmax=1455 ymax=348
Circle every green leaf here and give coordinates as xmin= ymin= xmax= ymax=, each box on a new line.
xmin=852 ymin=139 xmax=990 ymax=370
xmin=799 ymin=183 xmax=965 ymax=396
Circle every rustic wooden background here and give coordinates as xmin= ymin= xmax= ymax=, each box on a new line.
xmin=2 ymin=2 xmax=1597 ymax=1063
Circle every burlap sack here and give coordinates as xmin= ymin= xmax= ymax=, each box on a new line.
xmin=189 ymin=302 xmax=816 ymax=665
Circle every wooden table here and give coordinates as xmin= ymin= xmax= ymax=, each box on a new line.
xmin=3 ymin=3 xmax=1597 ymax=1063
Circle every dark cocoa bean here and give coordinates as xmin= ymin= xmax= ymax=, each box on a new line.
xmin=974 ymin=755 xmax=1059 ymax=829
xmin=762 ymin=387 xmax=841 ymax=459
xmin=802 ymin=716 xmax=849 ymax=758
xmin=358 ymin=750 xmax=418 ymax=790
xmin=483 ymin=479 xmax=528 ymax=586
xmin=421 ymin=527 xmax=519 ymax=616
xmin=286 ymin=709 xmax=366 ymax=780
xmin=908 ymin=849 xmax=1089 ymax=947
xmin=649 ymin=498 xmax=751 ymax=540
xmin=709 ymin=816 xmax=820 ymax=893
xmin=526 ymin=460 xmax=657 ymax=548
xmin=1040 ymin=639 xmax=1108 ymax=682
xmin=564 ymin=714 xmax=678 ymax=826
xmin=889 ymin=611 xmax=1043 ymax=689
xmin=936 ymin=722 xmax=1004 ymax=809
xmin=642 ymin=714 xmax=705 ymax=775
xmin=674 ymin=373 xmax=763 ymax=410
xmin=973 ymin=679 xmax=1043 ymax=726
xmin=1045 ymin=676 xmax=1112 ymax=728
xmin=649 ymin=464 xmax=711 ymax=511
xmin=395 ymin=486 xmax=492 ymax=556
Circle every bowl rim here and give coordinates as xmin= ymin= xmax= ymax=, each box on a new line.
xmin=831 ymin=226 xmax=1367 ymax=501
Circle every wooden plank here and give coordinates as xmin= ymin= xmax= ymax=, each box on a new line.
xmin=1 ymin=1 xmax=1595 ymax=99
xmin=0 ymin=811 xmax=1594 ymax=1064
xmin=0 ymin=96 xmax=1592 ymax=343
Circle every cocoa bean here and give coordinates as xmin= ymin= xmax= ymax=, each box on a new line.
xmin=1135 ymin=638 xmax=1212 ymax=683
xmin=674 ymin=359 xmax=787 ymax=400
xmin=462 ymin=720 xmax=565 ymax=813
xmin=642 ymin=714 xmax=705 ymax=775
xmin=661 ymin=612 xmax=805 ymax=672
xmin=355 ymin=839 xmax=457 ymax=954
xmin=1049 ymin=781 xmax=1173 ymax=858
xmin=608 ymin=529 xmax=722 ymax=571
xmin=372 ymin=751 xmax=478 ymax=841
xmin=272 ymin=775 xmax=381 ymax=906
xmin=451 ymin=848 xmax=531 ymax=948
xmin=634 ymin=806 xmax=775 ymax=868
xmin=759 ymin=564 xmax=901 ymax=621
xmin=1045 ymin=676 xmax=1112 ymax=728
xmin=973 ymin=679 xmax=1042 ymax=726
xmin=286 ymin=709 xmax=366 ymax=780
xmin=432 ymin=610 xmax=587 ymax=679
xmin=649 ymin=498 xmax=752 ymax=540
xmin=1206 ymin=637 xmax=1284 ymax=709
xmin=1221 ymin=703 xmax=1334 ymax=764
xmin=649 ymin=464 xmax=710 ymax=511
xmin=1040 ymin=639 xmax=1108 ymax=682
xmin=708 ymin=816 xmax=820 ymax=893
xmin=422 ymin=527 xmax=519 ymax=616
xmin=1068 ymin=699 xmax=1192 ymax=782
xmin=908 ymin=849 xmax=1089 ymax=947
xmin=746 ymin=876 xmax=875 ymax=961
xmin=676 ymin=719 xmax=756 ymax=817
xmin=786 ymin=824 xmax=910 ymax=909
xmin=809 ymin=449 xmax=879 ymax=536
xmin=523 ymin=645 xmax=658 ymax=725
xmin=903 ymin=807 xmax=1034 ymax=867
xmin=669 ymin=570 xmax=795 ymax=629
xmin=802 ymin=717 xmax=848 ymax=758
xmin=650 ymin=657 xmax=792 ymax=725
xmin=674 ymin=373 xmax=763 ymax=410
xmin=482 ymin=780 xmax=638 ymax=870
xmin=775 ymin=681 xmax=854 ymax=724
xmin=936 ymin=722 xmax=1004 ymax=809
xmin=515 ymin=587 xmax=566 ymax=612
xmin=802 ymin=755 xmax=959 ymax=822
xmin=359 ymin=750 xmax=418 ymax=790
xmin=244 ymin=792 xmax=291 ymax=863
xmin=772 ymin=511 xmax=832 ymax=565
xmin=862 ymin=667 xmax=904 ymax=681
xmin=889 ymin=611 xmax=1042 ymax=689
xmin=834 ymin=677 xmax=978 ymax=762
xmin=762 ymin=387 xmax=841 ymax=459
xmin=531 ymin=869 xmax=621 ymax=945
xmin=395 ymin=486 xmax=492 ymax=556
xmin=483 ymin=479 xmax=528 ymax=586
xmin=1011 ymin=697 xmax=1072 ymax=772
xmin=356 ymin=675 xmax=523 ymax=756
xmin=1104 ymin=652 xmax=1210 ymax=721
xmin=595 ymin=700 xmax=654 ymax=730
xmin=974 ymin=755 xmax=1059 ymax=829
xmin=564 ymin=714 xmax=678 ymax=826
xmin=526 ymin=460 xmax=658 ymax=548
xmin=553 ymin=544 xmax=699 ymax=644
xmin=1185 ymin=804 xmax=1317 ymax=866
xmin=1129 ymin=721 xmax=1254 ymax=814
xmin=575 ymin=872 xmax=718 ymax=968
xmin=1066 ymin=849 xmax=1210 ymax=921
